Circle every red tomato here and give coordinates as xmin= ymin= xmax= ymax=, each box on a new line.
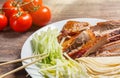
xmin=10 ymin=12 xmax=32 ymax=32
xmin=0 ymin=14 xmax=8 ymax=31
xmin=30 ymin=6 xmax=51 ymax=26
xmin=2 ymin=0 xmax=23 ymax=19
xmin=22 ymin=0 xmax=42 ymax=11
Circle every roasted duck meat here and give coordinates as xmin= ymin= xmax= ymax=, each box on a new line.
xmin=91 ymin=20 xmax=120 ymax=36
xmin=108 ymin=34 xmax=120 ymax=42
xmin=58 ymin=20 xmax=120 ymax=59
xmin=62 ymin=30 xmax=94 ymax=52
xmin=108 ymin=29 xmax=120 ymax=37
xmin=68 ymin=35 xmax=108 ymax=59
xmin=58 ymin=21 xmax=89 ymax=42
xmin=61 ymin=21 xmax=89 ymax=36
xmin=96 ymin=40 xmax=120 ymax=56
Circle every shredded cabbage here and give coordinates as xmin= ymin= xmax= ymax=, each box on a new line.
xmin=31 ymin=28 xmax=89 ymax=78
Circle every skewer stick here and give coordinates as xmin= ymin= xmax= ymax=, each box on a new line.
xmin=0 ymin=53 xmax=47 ymax=66
xmin=0 ymin=54 xmax=48 ymax=78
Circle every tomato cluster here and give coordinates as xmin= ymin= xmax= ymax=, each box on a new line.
xmin=0 ymin=0 xmax=51 ymax=32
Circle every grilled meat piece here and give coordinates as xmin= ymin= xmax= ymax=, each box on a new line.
xmin=58 ymin=21 xmax=89 ymax=42
xmin=96 ymin=40 xmax=120 ymax=56
xmin=68 ymin=35 xmax=108 ymax=59
xmin=98 ymin=40 xmax=120 ymax=52
xmin=92 ymin=20 xmax=120 ymax=31
xmin=91 ymin=20 xmax=120 ymax=36
xmin=58 ymin=20 xmax=120 ymax=59
xmin=62 ymin=30 xmax=93 ymax=52
xmin=62 ymin=21 xmax=89 ymax=36
xmin=108 ymin=29 xmax=120 ymax=37
xmin=82 ymin=35 xmax=108 ymax=57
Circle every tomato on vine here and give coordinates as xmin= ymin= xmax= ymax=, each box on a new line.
xmin=10 ymin=12 xmax=32 ymax=32
xmin=22 ymin=0 xmax=51 ymax=26
xmin=30 ymin=6 xmax=51 ymax=26
xmin=2 ymin=0 xmax=23 ymax=19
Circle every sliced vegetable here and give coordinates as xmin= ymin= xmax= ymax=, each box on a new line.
xmin=31 ymin=28 xmax=89 ymax=78
xmin=32 ymin=28 xmax=64 ymax=64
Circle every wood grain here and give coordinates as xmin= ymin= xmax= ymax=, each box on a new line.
xmin=0 ymin=0 xmax=120 ymax=78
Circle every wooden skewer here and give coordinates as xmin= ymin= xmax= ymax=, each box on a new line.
xmin=0 ymin=53 xmax=47 ymax=66
xmin=0 ymin=54 xmax=48 ymax=78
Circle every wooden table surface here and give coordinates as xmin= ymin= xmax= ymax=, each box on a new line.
xmin=0 ymin=0 xmax=120 ymax=78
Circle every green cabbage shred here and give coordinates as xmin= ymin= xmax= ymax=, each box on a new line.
xmin=31 ymin=28 xmax=89 ymax=78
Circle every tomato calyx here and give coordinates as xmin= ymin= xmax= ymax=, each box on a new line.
xmin=15 ymin=11 xmax=22 ymax=17
xmin=21 ymin=0 xmax=42 ymax=12
xmin=14 ymin=5 xmax=23 ymax=17
xmin=2 ymin=0 xmax=23 ymax=19
xmin=11 ymin=0 xmax=18 ymax=7
xmin=3 ymin=1 xmax=20 ymax=10
xmin=32 ymin=5 xmax=40 ymax=12
xmin=5 ymin=0 xmax=19 ymax=8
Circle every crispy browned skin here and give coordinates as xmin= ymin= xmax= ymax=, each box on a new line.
xmin=62 ymin=21 xmax=89 ymax=36
xmin=58 ymin=21 xmax=90 ymax=51
xmin=61 ymin=33 xmax=79 ymax=52
xmin=68 ymin=30 xmax=97 ymax=58
xmin=58 ymin=21 xmax=89 ymax=42
xmin=68 ymin=35 xmax=108 ymax=59
xmin=58 ymin=20 xmax=120 ymax=59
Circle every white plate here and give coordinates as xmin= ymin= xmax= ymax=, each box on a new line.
xmin=21 ymin=18 xmax=107 ymax=78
